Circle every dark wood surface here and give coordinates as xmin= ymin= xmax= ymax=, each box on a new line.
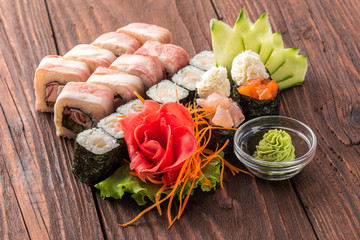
xmin=0 ymin=0 xmax=359 ymax=239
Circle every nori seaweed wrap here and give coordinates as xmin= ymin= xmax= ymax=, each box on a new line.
xmin=72 ymin=128 xmax=126 ymax=185
xmin=206 ymin=128 xmax=236 ymax=154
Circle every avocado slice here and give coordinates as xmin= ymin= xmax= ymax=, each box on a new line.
xmin=210 ymin=18 xmax=232 ymax=68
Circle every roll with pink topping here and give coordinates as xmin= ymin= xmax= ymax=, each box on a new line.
xmin=34 ymin=55 xmax=91 ymax=112
xmin=91 ymin=32 xmax=141 ymax=56
xmin=64 ymin=44 xmax=116 ymax=73
xmin=54 ymin=82 xmax=114 ymax=139
xmin=117 ymin=23 xmax=172 ymax=44
xmin=109 ymin=54 xmax=165 ymax=89
xmin=87 ymin=67 xmax=145 ymax=107
xmin=134 ymin=40 xmax=189 ymax=76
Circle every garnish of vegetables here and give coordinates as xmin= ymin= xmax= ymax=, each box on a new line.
xmin=120 ymin=101 xmax=253 ymax=228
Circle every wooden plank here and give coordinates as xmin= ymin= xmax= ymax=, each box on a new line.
xmin=0 ymin=0 xmax=104 ymax=239
xmin=0 ymin=139 xmax=29 ymax=240
xmin=213 ymin=0 xmax=360 ymax=239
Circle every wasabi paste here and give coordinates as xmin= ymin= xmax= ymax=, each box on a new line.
xmin=253 ymin=129 xmax=295 ymax=162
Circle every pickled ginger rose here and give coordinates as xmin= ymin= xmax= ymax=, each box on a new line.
xmin=196 ymin=93 xmax=245 ymax=128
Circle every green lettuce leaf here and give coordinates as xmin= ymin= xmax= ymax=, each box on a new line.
xmin=94 ymin=152 xmax=223 ymax=205
xmin=94 ymin=165 xmax=161 ymax=206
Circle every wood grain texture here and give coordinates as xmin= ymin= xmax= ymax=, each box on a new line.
xmin=213 ymin=0 xmax=360 ymax=239
xmin=0 ymin=0 xmax=359 ymax=239
xmin=0 ymin=0 xmax=104 ymax=239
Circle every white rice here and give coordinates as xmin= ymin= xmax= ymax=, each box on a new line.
xmin=172 ymin=66 xmax=205 ymax=91
xmin=116 ymin=99 xmax=144 ymax=115
xmin=146 ymin=80 xmax=189 ymax=103
xmin=189 ymin=51 xmax=216 ymax=71
xmin=76 ymin=128 xmax=119 ymax=155
xmin=97 ymin=113 xmax=124 ymax=139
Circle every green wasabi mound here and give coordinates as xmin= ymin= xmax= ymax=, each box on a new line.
xmin=253 ymin=129 xmax=295 ymax=162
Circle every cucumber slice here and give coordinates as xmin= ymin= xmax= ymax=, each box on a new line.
xmin=221 ymin=9 xmax=253 ymax=73
xmin=275 ymin=55 xmax=308 ymax=90
xmin=210 ymin=19 xmax=232 ymax=68
xmin=259 ymin=32 xmax=284 ymax=64
xmin=243 ymin=13 xmax=273 ymax=54
xmin=265 ymin=48 xmax=299 ymax=75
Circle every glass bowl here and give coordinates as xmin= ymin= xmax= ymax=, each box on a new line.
xmin=233 ymin=116 xmax=317 ymax=180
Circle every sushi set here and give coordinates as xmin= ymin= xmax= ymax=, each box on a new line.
xmin=34 ymin=9 xmax=312 ymax=227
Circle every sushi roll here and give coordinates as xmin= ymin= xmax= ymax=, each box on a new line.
xmin=91 ymin=32 xmax=141 ymax=56
xmin=109 ymin=54 xmax=165 ymax=89
xmin=64 ymin=44 xmax=116 ymax=73
xmin=34 ymin=55 xmax=91 ymax=112
xmin=86 ymin=67 xmax=145 ymax=108
xmin=117 ymin=23 xmax=172 ymax=44
xmin=231 ymin=50 xmax=280 ymax=119
xmin=72 ymin=128 xmax=126 ymax=185
xmin=54 ymin=82 xmax=114 ymax=139
xmin=189 ymin=50 xmax=216 ymax=71
xmin=146 ymin=80 xmax=191 ymax=104
xmin=172 ymin=65 xmax=205 ymax=92
xmin=134 ymin=40 xmax=189 ymax=76
xmin=97 ymin=112 xmax=125 ymax=141
xmin=116 ymin=99 xmax=144 ymax=115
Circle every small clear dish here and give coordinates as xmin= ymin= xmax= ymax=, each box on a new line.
xmin=233 ymin=116 xmax=317 ymax=180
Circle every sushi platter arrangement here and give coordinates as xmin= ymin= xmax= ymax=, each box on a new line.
xmin=34 ymin=9 xmax=309 ymax=227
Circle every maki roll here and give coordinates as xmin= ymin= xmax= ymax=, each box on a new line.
xmin=64 ymin=44 xmax=116 ymax=73
xmin=86 ymin=67 xmax=145 ymax=108
xmin=116 ymin=99 xmax=144 ymax=115
xmin=172 ymin=65 xmax=205 ymax=91
xmin=91 ymin=32 xmax=141 ymax=56
xmin=117 ymin=23 xmax=172 ymax=44
xmin=231 ymin=50 xmax=280 ymax=119
xmin=97 ymin=112 xmax=125 ymax=141
xmin=134 ymin=40 xmax=189 ymax=76
xmin=109 ymin=54 xmax=165 ymax=89
xmin=54 ymin=82 xmax=114 ymax=139
xmin=189 ymin=50 xmax=216 ymax=71
xmin=72 ymin=128 xmax=125 ymax=185
xmin=146 ymin=80 xmax=192 ymax=104
xmin=34 ymin=55 xmax=91 ymax=112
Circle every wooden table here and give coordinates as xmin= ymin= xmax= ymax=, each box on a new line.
xmin=1 ymin=0 xmax=359 ymax=239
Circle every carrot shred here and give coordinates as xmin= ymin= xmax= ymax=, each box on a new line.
xmin=128 ymin=171 xmax=138 ymax=177
xmin=147 ymin=177 xmax=164 ymax=185
xmin=133 ymin=91 xmax=145 ymax=103
xmin=120 ymin=102 xmax=253 ymax=228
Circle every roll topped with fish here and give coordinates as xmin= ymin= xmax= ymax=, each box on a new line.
xmin=34 ymin=55 xmax=91 ymax=112
xmin=54 ymin=82 xmax=114 ymax=139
